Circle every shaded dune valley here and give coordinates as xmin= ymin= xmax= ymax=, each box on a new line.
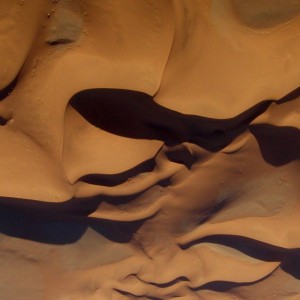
xmin=1 ymin=0 xmax=300 ymax=299
xmin=1 ymin=85 xmax=300 ymax=300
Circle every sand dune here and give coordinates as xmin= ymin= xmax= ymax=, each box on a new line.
xmin=1 ymin=1 xmax=300 ymax=299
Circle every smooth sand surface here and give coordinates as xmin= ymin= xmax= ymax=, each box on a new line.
xmin=1 ymin=1 xmax=300 ymax=299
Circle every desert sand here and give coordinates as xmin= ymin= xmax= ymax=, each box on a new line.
xmin=0 ymin=0 xmax=300 ymax=299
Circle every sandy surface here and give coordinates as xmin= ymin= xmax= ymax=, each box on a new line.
xmin=1 ymin=0 xmax=300 ymax=299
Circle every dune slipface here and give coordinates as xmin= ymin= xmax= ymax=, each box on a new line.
xmin=1 ymin=1 xmax=300 ymax=299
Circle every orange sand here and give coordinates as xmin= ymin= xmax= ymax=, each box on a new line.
xmin=0 ymin=1 xmax=300 ymax=299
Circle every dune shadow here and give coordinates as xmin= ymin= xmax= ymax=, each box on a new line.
xmin=0 ymin=74 xmax=18 ymax=102
xmin=179 ymin=234 xmax=287 ymax=261
xmin=190 ymin=272 xmax=273 ymax=292
xmin=79 ymin=150 xmax=158 ymax=186
xmin=180 ymin=234 xmax=300 ymax=281
xmin=281 ymin=250 xmax=300 ymax=279
xmin=191 ymin=253 xmax=300 ymax=292
xmin=0 ymin=74 xmax=19 ymax=125
xmin=189 ymin=266 xmax=279 ymax=292
xmin=69 ymin=89 xmax=281 ymax=151
xmin=250 ymin=124 xmax=300 ymax=166
xmin=89 ymin=218 xmax=147 ymax=243
xmin=69 ymin=86 xmax=300 ymax=152
xmin=0 ymin=195 xmax=147 ymax=244
xmin=0 ymin=204 xmax=87 ymax=244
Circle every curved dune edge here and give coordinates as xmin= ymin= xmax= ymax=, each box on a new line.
xmin=0 ymin=1 xmax=300 ymax=299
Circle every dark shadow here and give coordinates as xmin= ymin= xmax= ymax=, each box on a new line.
xmin=192 ymin=281 xmax=243 ymax=292
xmin=0 ymin=72 xmax=20 ymax=125
xmin=0 ymin=73 xmax=18 ymax=101
xmin=281 ymin=250 xmax=300 ymax=279
xmin=131 ymin=274 xmax=190 ymax=288
xmin=0 ymin=75 xmax=18 ymax=125
xmin=179 ymin=234 xmax=286 ymax=261
xmin=250 ymin=124 xmax=300 ymax=166
xmin=69 ymin=86 xmax=300 ymax=152
xmin=1 ymin=87 xmax=300 ymax=251
xmin=89 ymin=218 xmax=147 ymax=244
xmin=180 ymin=234 xmax=300 ymax=283
xmin=0 ymin=195 xmax=148 ymax=244
xmin=0 ymin=116 xmax=7 ymax=126
xmin=47 ymin=38 xmax=74 ymax=46
xmin=190 ymin=270 xmax=275 ymax=292
xmin=191 ymin=248 xmax=300 ymax=292
xmin=0 ymin=195 xmax=101 ymax=221
xmin=276 ymin=86 xmax=300 ymax=104
xmin=0 ymin=204 xmax=87 ymax=244
xmin=79 ymin=147 xmax=162 ymax=186
xmin=165 ymin=145 xmax=197 ymax=169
